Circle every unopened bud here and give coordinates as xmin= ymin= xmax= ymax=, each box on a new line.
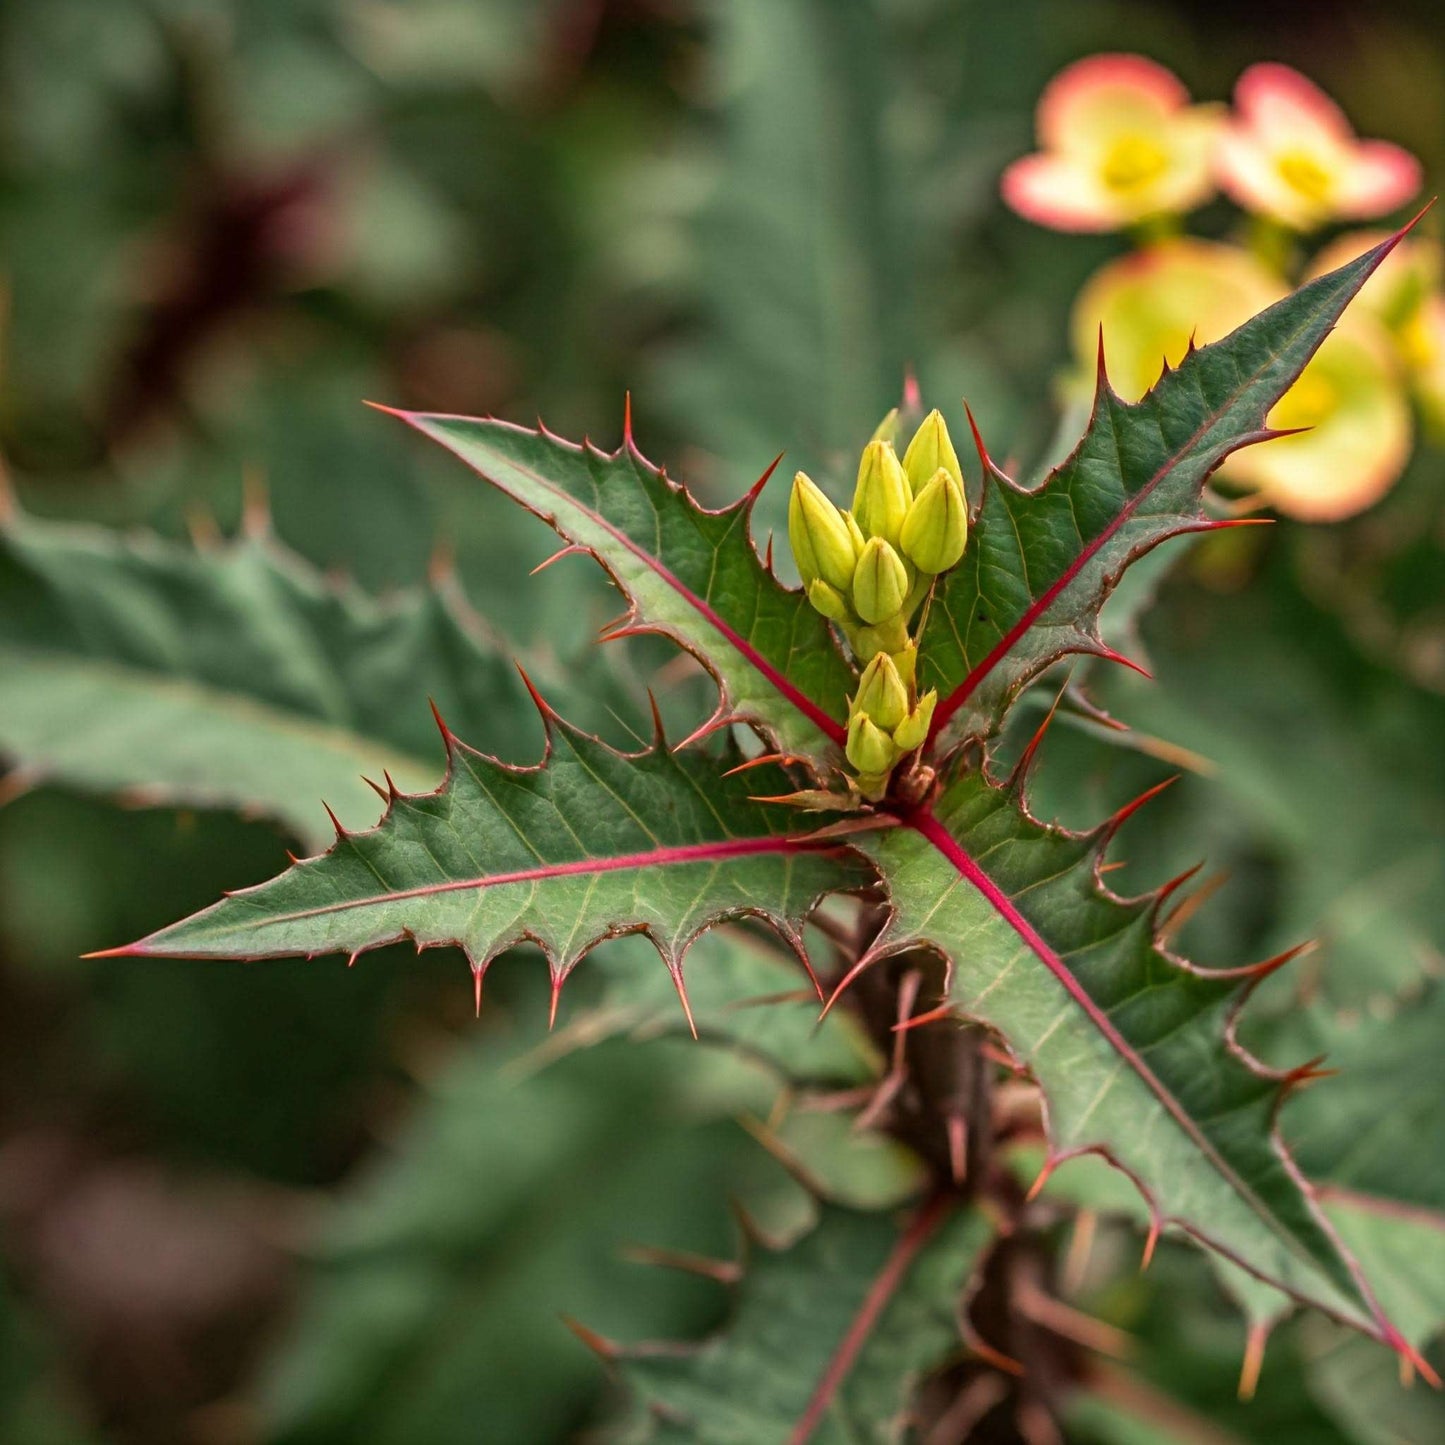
xmin=870 ymin=407 xmax=900 ymax=446
xmin=900 ymin=469 xmax=968 ymax=574
xmin=789 ymin=472 xmax=857 ymax=592
xmin=851 ymin=537 xmax=909 ymax=625
xmin=852 ymin=441 xmax=911 ymax=544
xmin=892 ymin=689 xmax=937 ymax=753
xmin=902 ymin=410 xmax=964 ymax=496
xmin=851 ymin=616 xmax=911 ymax=662
xmin=891 ymin=643 xmax=918 ymax=691
xmin=806 ymin=578 xmax=850 ymax=621
xmin=842 ymin=509 xmax=867 ymax=555
xmin=846 ymin=712 xmax=898 ymax=777
xmin=852 ymin=653 xmax=908 ymax=732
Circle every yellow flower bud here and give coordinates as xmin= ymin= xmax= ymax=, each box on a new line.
xmin=851 ymin=537 xmax=909 ymax=625
xmin=789 ymin=472 xmax=857 ymax=592
xmin=890 ymin=643 xmax=918 ymax=691
xmin=842 ymin=509 xmax=867 ymax=555
xmin=870 ymin=407 xmax=900 ymax=446
xmin=852 ymin=652 xmax=908 ymax=732
xmin=851 ymin=616 xmax=911 ymax=661
xmin=806 ymin=578 xmax=851 ymax=622
xmin=900 ymin=469 xmax=968 ymax=574
xmin=852 ymin=441 xmax=911 ymax=544
xmin=846 ymin=712 xmax=899 ymax=778
xmin=902 ymin=410 xmax=964 ymax=495
xmin=892 ymin=689 xmax=937 ymax=753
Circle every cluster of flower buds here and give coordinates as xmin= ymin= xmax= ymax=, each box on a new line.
xmin=788 ymin=409 xmax=969 ymax=799
xmin=842 ymin=646 xmax=937 ymax=800
xmin=789 ymin=410 xmax=968 ymax=659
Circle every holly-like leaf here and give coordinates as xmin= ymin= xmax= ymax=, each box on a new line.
xmin=851 ymin=766 xmax=1399 ymax=1345
xmin=374 ymin=408 xmax=854 ymax=763
xmin=0 ymin=513 xmax=558 ymax=849
xmin=92 ymin=709 xmax=870 ymax=1025
xmin=612 ymin=1199 xmax=995 ymax=1444
xmin=920 ymin=231 xmax=1411 ymax=750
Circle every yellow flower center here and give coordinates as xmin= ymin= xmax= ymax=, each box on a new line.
xmin=1099 ymin=134 xmax=1171 ymax=194
xmin=1275 ymin=150 xmax=1335 ymax=205
xmin=1399 ymin=310 xmax=1439 ymax=372
xmin=1271 ymin=368 xmax=1339 ymax=431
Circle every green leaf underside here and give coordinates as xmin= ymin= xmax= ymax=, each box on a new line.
xmin=590 ymin=930 xmax=880 ymax=1089
xmin=617 ymin=1200 xmax=993 ymax=1444
xmin=381 ymin=410 xmax=855 ymax=761
xmin=0 ymin=517 xmax=545 ymax=849
xmin=858 ymin=770 xmax=1385 ymax=1336
xmin=920 ymin=231 xmax=1403 ymax=749
xmin=108 ymin=719 xmax=871 ymax=1004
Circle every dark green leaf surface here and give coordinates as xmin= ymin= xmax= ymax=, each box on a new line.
xmin=920 ymin=232 xmax=1407 ymax=749
xmin=858 ymin=767 xmax=1392 ymax=1340
xmin=616 ymin=1200 xmax=994 ymax=1444
xmin=104 ymin=719 xmax=869 ymax=1009
xmin=380 ymin=412 xmax=855 ymax=762
xmin=0 ymin=516 xmax=546 ymax=848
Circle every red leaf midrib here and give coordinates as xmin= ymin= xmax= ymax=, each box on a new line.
xmin=399 ymin=410 xmax=849 ymax=747
xmin=153 ymin=835 xmax=842 ymax=939
xmin=904 ymin=805 xmax=1393 ymax=1340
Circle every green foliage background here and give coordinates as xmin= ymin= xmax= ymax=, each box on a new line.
xmin=1 ymin=1 xmax=1441 ymax=1441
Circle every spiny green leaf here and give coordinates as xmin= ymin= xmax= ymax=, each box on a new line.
xmin=97 ymin=715 xmax=870 ymax=1021
xmin=852 ymin=767 xmax=1398 ymax=1345
xmin=376 ymin=409 xmax=855 ymax=763
xmin=584 ymin=930 xmax=880 ymax=1090
xmin=920 ymin=230 xmax=1412 ymax=750
xmin=614 ymin=1199 xmax=995 ymax=1444
xmin=0 ymin=514 xmax=554 ymax=849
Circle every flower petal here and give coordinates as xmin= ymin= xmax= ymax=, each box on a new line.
xmin=1001 ymin=153 xmax=1120 ymax=232
xmin=1214 ymin=127 xmax=1335 ymax=229
xmin=1338 ymin=140 xmax=1424 ymax=218
xmin=1037 ymin=53 xmax=1188 ymax=152
xmin=1233 ymin=62 xmax=1352 ymax=146
xmin=1071 ymin=240 xmax=1282 ymax=402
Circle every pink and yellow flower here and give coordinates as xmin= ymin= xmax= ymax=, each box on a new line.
xmin=1002 ymin=54 xmax=1222 ymax=233
xmin=1215 ymin=64 xmax=1421 ymax=230
xmin=1070 ymin=239 xmax=1281 ymax=402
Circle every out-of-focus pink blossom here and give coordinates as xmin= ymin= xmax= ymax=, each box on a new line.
xmin=1002 ymin=54 xmax=1221 ymax=233
xmin=1215 ymin=63 xmax=1421 ymax=230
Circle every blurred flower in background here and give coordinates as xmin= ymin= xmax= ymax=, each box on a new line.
xmin=1216 ymin=63 xmax=1422 ymax=231
xmin=1008 ymin=54 xmax=1435 ymax=521
xmin=1000 ymin=54 xmax=1221 ymax=233
xmin=1068 ymin=239 xmax=1280 ymax=400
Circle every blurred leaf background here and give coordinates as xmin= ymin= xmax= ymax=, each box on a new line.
xmin=1 ymin=0 xmax=1442 ymax=1441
